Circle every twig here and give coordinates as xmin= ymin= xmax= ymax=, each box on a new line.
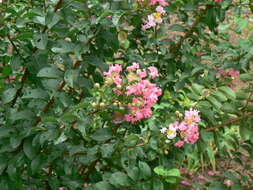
xmin=170 ymin=7 xmax=206 ymax=54
xmin=206 ymin=112 xmax=253 ymax=131
xmin=34 ymin=61 xmax=81 ymax=126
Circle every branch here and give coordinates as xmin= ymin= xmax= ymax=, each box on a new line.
xmin=206 ymin=112 xmax=253 ymax=131
xmin=34 ymin=61 xmax=81 ymax=126
xmin=7 ymin=34 xmax=30 ymax=107
xmin=170 ymin=7 xmax=206 ymax=54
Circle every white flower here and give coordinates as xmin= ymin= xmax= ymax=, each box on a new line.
xmin=166 ymin=126 xmax=177 ymax=139
xmin=160 ymin=127 xmax=167 ymax=134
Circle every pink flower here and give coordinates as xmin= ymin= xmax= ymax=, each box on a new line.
xmin=184 ymin=108 xmax=201 ymax=124
xmin=179 ymin=168 xmax=188 ymax=175
xmin=114 ymin=88 xmax=122 ymax=96
xmin=180 ymin=180 xmax=192 ymax=187
xmin=107 ymin=16 xmax=112 ymax=19
xmin=214 ymin=0 xmax=222 ymax=2
xmin=175 ymin=140 xmax=185 ymax=147
xmin=142 ymin=15 xmax=156 ymax=30
xmin=149 ymin=0 xmax=168 ymax=6
xmin=178 ymin=121 xmax=188 ymax=131
xmin=224 ymin=179 xmax=234 ymax=187
xmin=137 ymin=69 xmax=147 ymax=79
xmin=156 ymin=6 xmax=166 ymax=14
xmin=59 ymin=187 xmax=66 ymax=190
xmin=127 ymin=62 xmax=139 ymax=71
xmin=228 ymin=68 xmax=240 ymax=77
xmin=183 ymin=123 xmax=199 ymax=144
xmin=148 ymin=66 xmax=158 ymax=79
xmin=196 ymin=52 xmax=205 ymax=57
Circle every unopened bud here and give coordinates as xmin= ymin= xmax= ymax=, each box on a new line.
xmin=116 ymin=84 xmax=122 ymax=89
xmin=165 ymin=140 xmax=170 ymax=144
xmin=94 ymin=83 xmax=100 ymax=88
xmin=119 ymin=106 xmax=124 ymax=110
xmin=164 ymin=150 xmax=168 ymax=154
xmin=175 ymin=111 xmax=183 ymax=118
xmin=105 ymin=78 xmax=113 ymax=85
xmin=91 ymin=102 xmax=97 ymax=107
xmin=113 ymin=102 xmax=118 ymax=106
xmin=100 ymin=102 xmax=106 ymax=107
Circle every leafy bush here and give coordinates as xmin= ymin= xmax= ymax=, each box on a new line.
xmin=1 ymin=0 xmax=253 ymax=189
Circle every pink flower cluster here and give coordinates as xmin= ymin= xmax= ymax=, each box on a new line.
xmin=103 ymin=63 xmax=162 ymax=123
xmin=103 ymin=64 xmax=122 ymax=86
xmin=149 ymin=0 xmax=168 ymax=6
xmin=160 ymin=109 xmax=201 ymax=147
xmin=217 ymin=68 xmax=240 ymax=89
xmin=142 ymin=6 xmax=166 ymax=30
xmin=214 ymin=0 xmax=222 ymax=2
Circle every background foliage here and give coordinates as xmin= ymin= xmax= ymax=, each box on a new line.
xmin=1 ymin=0 xmax=253 ymax=189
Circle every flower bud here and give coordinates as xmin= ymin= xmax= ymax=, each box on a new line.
xmin=91 ymin=102 xmax=97 ymax=107
xmin=113 ymin=102 xmax=118 ymax=106
xmin=100 ymin=102 xmax=106 ymax=107
xmin=94 ymin=83 xmax=100 ymax=88
xmin=164 ymin=150 xmax=168 ymax=154
xmin=116 ymin=84 xmax=122 ymax=89
xmin=165 ymin=139 xmax=170 ymax=144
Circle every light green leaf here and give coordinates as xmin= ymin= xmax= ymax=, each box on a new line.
xmin=2 ymin=88 xmax=17 ymax=104
xmin=91 ymin=128 xmax=112 ymax=142
xmin=109 ymin=172 xmax=130 ymax=187
xmin=139 ymin=161 xmax=151 ymax=179
xmin=37 ymin=67 xmax=62 ymax=78
xmin=219 ymin=86 xmax=236 ymax=100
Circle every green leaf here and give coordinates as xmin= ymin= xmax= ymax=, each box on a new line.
xmin=33 ymin=34 xmax=48 ymax=50
xmin=84 ymin=56 xmax=108 ymax=71
xmin=91 ymin=128 xmax=112 ymax=142
xmin=0 ymin=155 xmax=7 ymax=175
xmin=126 ymin=167 xmax=139 ymax=181
xmin=2 ymin=88 xmax=17 ymax=104
xmin=100 ymin=143 xmax=115 ymax=158
xmin=212 ymin=90 xmax=228 ymax=102
xmin=152 ymin=180 xmax=164 ymax=190
xmin=94 ymin=181 xmax=114 ymax=190
xmin=37 ymin=67 xmax=63 ymax=78
xmin=239 ymin=72 xmax=253 ymax=82
xmin=219 ymin=86 xmax=236 ymax=100
xmin=64 ymin=69 xmax=79 ymax=88
xmin=139 ymin=161 xmax=151 ymax=180
xmin=191 ymin=83 xmax=204 ymax=95
xmin=221 ymin=103 xmax=237 ymax=114
xmin=23 ymin=138 xmax=38 ymax=160
xmin=154 ymin=167 xmax=180 ymax=177
xmin=109 ymin=172 xmax=130 ymax=187
xmin=112 ymin=12 xmax=124 ymax=26
xmin=46 ymin=12 xmax=61 ymax=29
xmin=168 ymin=24 xmax=186 ymax=32
xmin=22 ymin=88 xmax=49 ymax=99
xmin=206 ymin=95 xmax=222 ymax=109
xmin=31 ymin=155 xmax=44 ymax=174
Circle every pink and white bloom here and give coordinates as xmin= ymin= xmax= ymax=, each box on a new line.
xmin=127 ymin=62 xmax=140 ymax=71
xmin=148 ymin=66 xmax=159 ymax=79
xmin=184 ymin=108 xmax=201 ymax=124
xmin=156 ymin=6 xmax=166 ymax=15
xmin=175 ymin=140 xmax=185 ymax=147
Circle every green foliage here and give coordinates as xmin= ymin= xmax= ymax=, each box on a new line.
xmin=1 ymin=0 xmax=253 ymax=189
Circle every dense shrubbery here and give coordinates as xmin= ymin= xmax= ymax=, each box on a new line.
xmin=1 ymin=0 xmax=253 ymax=189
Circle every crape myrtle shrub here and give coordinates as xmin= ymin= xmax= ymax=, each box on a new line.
xmin=0 ymin=0 xmax=253 ymax=189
